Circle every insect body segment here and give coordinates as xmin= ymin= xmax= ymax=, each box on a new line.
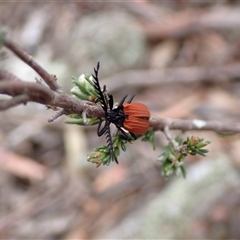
xmin=123 ymin=103 xmax=150 ymax=134
xmin=92 ymin=62 xmax=150 ymax=164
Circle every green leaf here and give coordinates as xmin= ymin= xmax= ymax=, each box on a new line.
xmin=73 ymin=80 xmax=89 ymax=96
xmin=180 ymin=165 xmax=187 ymax=178
xmin=65 ymin=119 xmax=85 ymax=125
xmin=71 ymin=90 xmax=89 ymax=101
xmin=0 ymin=31 xmax=6 ymax=48
xmin=158 ymin=135 xmax=210 ymax=178
xmin=141 ymin=129 xmax=156 ymax=150
xmin=84 ymin=74 xmax=94 ymax=86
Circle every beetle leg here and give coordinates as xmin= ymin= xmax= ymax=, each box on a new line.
xmin=97 ymin=119 xmax=108 ymax=136
xmin=130 ymin=132 xmax=137 ymax=140
xmin=116 ymin=125 xmax=135 ymax=141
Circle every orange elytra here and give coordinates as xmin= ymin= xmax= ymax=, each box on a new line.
xmin=123 ymin=103 xmax=150 ymax=135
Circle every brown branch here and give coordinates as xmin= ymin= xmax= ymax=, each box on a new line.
xmin=0 ymin=75 xmax=105 ymax=118
xmin=0 ymin=70 xmax=21 ymax=82
xmin=3 ymin=37 xmax=62 ymax=91
xmin=150 ymin=115 xmax=240 ymax=134
xmin=143 ymin=9 xmax=203 ymax=41
xmin=0 ymin=178 xmax=76 ymax=232
xmin=142 ymin=7 xmax=240 ymax=41
xmin=2 ymin=37 xmax=240 ymax=138
xmin=103 ymin=63 xmax=240 ymax=92
xmin=0 ymin=80 xmax=54 ymax=104
xmin=51 ymin=92 xmax=105 ymax=118
xmin=1 ymin=74 xmax=240 ymax=134
xmin=48 ymin=109 xmax=66 ymax=122
xmin=163 ymin=125 xmax=179 ymax=151
xmin=0 ymin=95 xmax=29 ymax=110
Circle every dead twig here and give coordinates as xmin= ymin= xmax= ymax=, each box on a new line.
xmin=151 ymin=116 xmax=240 ymax=134
xmin=0 ymin=80 xmax=54 ymax=104
xmin=0 ymin=70 xmax=21 ymax=82
xmin=1 ymin=74 xmax=240 ymax=135
xmin=143 ymin=7 xmax=240 ymax=41
xmin=3 ymin=37 xmax=62 ymax=91
xmin=163 ymin=125 xmax=179 ymax=151
xmin=0 ymin=73 xmax=105 ymax=117
xmin=0 ymin=177 xmax=78 ymax=232
xmin=103 ymin=63 xmax=240 ymax=92
xmin=48 ymin=109 xmax=66 ymax=122
xmin=2 ymin=37 xmax=240 ymax=136
xmin=0 ymin=95 xmax=29 ymax=110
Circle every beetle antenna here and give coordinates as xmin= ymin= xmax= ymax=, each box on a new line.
xmin=118 ymin=95 xmax=128 ymax=108
xmin=105 ymin=125 xmax=118 ymax=164
xmin=108 ymin=94 xmax=114 ymax=110
xmin=92 ymin=62 xmax=108 ymax=112
xmin=127 ymin=94 xmax=135 ymax=103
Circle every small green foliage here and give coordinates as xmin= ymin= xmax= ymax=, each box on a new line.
xmin=66 ymin=74 xmax=100 ymax=125
xmin=88 ymin=130 xmax=156 ymax=167
xmin=87 ymin=145 xmax=113 ymax=167
xmin=186 ymin=136 xmax=210 ymax=157
xmin=66 ymin=114 xmax=99 ymax=126
xmin=0 ymin=31 xmax=6 ymax=48
xmin=0 ymin=31 xmax=6 ymax=61
xmin=87 ymin=135 xmax=130 ymax=167
xmin=71 ymin=74 xmax=97 ymax=101
xmin=158 ymin=136 xmax=210 ymax=178
xmin=141 ymin=129 xmax=156 ymax=150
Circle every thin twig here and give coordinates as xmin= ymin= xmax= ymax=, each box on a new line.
xmin=48 ymin=109 xmax=65 ymax=122
xmin=1 ymin=75 xmax=240 ymax=134
xmin=0 ymin=70 xmax=21 ymax=82
xmin=0 ymin=80 xmax=54 ymax=103
xmin=0 ymin=95 xmax=29 ymax=110
xmin=0 ymin=74 xmax=105 ymax=118
xmin=142 ymin=7 xmax=240 ymax=41
xmin=151 ymin=115 xmax=240 ymax=134
xmin=3 ymin=37 xmax=62 ymax=91
xmin=163 ymin=125 xmax=179 ymax=151
xmin=0 ymin=178 xmax=77 ymax=232
xmin=102 ymin=63 xmax=240 ymax=92
xmin=2 ymin=37 xmax=240 ymax=135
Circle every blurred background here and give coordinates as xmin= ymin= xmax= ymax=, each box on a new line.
xmin=1 ymin=1 xmax=240 ymax=239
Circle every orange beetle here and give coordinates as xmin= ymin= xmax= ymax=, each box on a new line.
xmin=92 ymin=62 xmax=150 ymax=164
xmin=123 ymin=103 xmax=150 ymax=135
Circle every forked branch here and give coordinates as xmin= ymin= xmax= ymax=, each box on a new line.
xmin=1 ymin=36 xmax=240 ymax=136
